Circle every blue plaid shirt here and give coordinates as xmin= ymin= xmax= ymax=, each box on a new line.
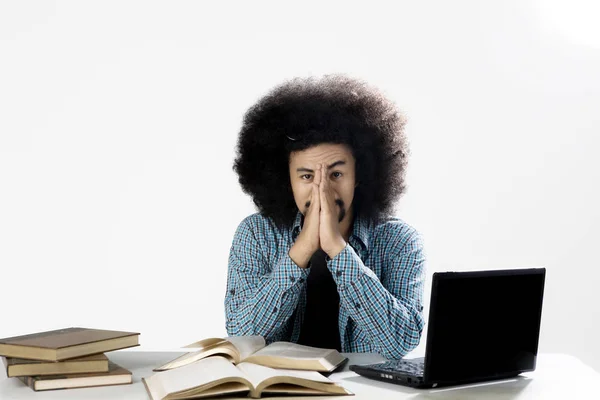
xmin=224 ymin=211 xmax=426 ymax=359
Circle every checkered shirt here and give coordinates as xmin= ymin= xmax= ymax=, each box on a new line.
xmin=224 ymin=211 xmax=426 ymax=359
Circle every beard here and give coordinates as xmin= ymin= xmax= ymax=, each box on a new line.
xmin=336 ymin=199 xmax=346 ymax=222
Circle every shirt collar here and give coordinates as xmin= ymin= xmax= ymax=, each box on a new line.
xmin=291 ymin=210 xmax=371 ymax=253
xmin=350 ymin=212 xmax=371 ymax=253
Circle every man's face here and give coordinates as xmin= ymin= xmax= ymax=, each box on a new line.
xmin=289 ymin=143 xmax=356 ymax=223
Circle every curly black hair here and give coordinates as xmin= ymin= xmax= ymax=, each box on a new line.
xmin=233 ymin=74 xmax=409 ymax=230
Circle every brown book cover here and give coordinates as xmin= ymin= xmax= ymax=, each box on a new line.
xmin=0 ymin=328 xmax=140 ymax=361
xmin=18 ymin=361 xmax=132 ymax=391
xmin=3 ymin=353 xmax=109 ymax=377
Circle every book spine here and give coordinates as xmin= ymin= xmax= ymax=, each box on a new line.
xmin=1 ymin=357 xmax=8 ymax=376
xmin=17 ymin=376 xmax=37 ymax=391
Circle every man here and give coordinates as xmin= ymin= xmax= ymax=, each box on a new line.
xmin=225 ymin=74 xmax=425 ymax=359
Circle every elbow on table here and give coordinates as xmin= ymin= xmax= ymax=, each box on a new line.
xmin=378 ymin=324 xmax=424 ymax=360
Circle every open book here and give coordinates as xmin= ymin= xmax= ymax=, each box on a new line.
xmin=143 ymin=356 xmax=352 ymax=400
xmin=153 ymin=336 xmax=346 ymax=373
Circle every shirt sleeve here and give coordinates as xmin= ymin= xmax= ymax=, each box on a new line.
xmin=224 ymin=217 xmax=309 ymax=342
xmin=328 ymin=228 xmax=426 ymax=359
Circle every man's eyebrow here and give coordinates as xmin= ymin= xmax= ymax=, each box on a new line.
xmin=296 ymin=160 xmax=346 ymax=173
xmin=327 ymin=160 xmax=346 ymax=169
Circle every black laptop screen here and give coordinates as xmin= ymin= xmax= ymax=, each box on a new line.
xmin=424 ymin=269 xmax=545 ymax=384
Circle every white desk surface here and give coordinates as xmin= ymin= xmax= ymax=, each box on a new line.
xmin=1 ymin=350 xmax=599 ymax=400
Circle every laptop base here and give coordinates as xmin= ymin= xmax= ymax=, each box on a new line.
xmin=350 ymin=363 xmax=428 ymax=389
xmin=351 ymin=363 xmax=522 ymax=389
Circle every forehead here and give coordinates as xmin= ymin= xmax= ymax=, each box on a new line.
xmin=289 ymin=143 xmax=354 ymax=166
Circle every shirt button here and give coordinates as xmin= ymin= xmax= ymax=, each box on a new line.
xmin=355 ymin=302 xmax=361 ymax=309
xmin=336 ymin=271 xmax=342 ymax=277
xmin=290 ymin=276 xmax=296 ymax=282
xmin=273 ymin=307 xmax=278 ymax=313
xmin=230 ymin=289 xmax=235 ymax=295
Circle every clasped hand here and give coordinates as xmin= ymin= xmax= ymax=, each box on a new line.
xmin=296 ymin=163 xmax=347 ymax=262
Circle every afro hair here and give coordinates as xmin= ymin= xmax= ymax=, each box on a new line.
xmin=233 ymin=74 xmax=409 ymax=229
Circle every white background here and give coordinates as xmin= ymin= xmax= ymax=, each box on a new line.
xmin=1 ymin=1 xmax=599 ymax=371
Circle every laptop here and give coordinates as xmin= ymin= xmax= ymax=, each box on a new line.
xmin=350 ymin=268 xmax=546 ymax=388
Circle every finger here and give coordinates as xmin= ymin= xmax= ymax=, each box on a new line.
xmin=322 ymin=164 xmax=334 ymax=203
xmin=320 ymin=167 xmax=329 ymax=215
xmin=325 ymin=173 xmax=338 ymax=215
xmin=310 ymin=171 xmax=320 ymax=216
xmin=327 ymin=178 xmax=336 ymax=208
xmin=314 ymin=163 xmax=322 ymax=186
xmin=325 ymin=166 xmax=335 ymax=203
xmin=312 ymin=180 xmax=320 ymax=211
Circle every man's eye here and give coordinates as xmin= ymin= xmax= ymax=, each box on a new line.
xmin=332 ymin=172 xmax=342 ymax=178
xmin=301 ymin=174 xmax=312 ymax=180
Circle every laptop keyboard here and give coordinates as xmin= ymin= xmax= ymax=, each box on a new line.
xmin=370 ymin=357 xmax=425 ymax=377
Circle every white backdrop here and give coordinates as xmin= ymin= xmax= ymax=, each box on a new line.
xmin=1 ymin=1 xmax=599 ymax=371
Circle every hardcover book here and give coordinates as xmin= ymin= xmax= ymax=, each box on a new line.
xmin=2 ymin=353 xmax=109 ymax=377
xmin=144 ymin=356 xmax=352 ymax=399
xmin=19 ymin=361 xmax=132 ymax=391
xmin=0 ymin=327 xmax=139 ymax=361
xmin=154 ymin=336 xmax=346 ymax=373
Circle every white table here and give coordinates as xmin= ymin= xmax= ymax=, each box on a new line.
xmin=1 ymin=351 xmax=599 ymax=399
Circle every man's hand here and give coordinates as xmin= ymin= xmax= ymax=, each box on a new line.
xmin=319 ymin=163 xmax=347 ymax=259
xmin=288 ymin=163 xmax=322 ymax=268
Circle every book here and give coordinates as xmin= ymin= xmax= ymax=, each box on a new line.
xmin=18 ymin=361 xmax=132 ymax=391
xmin=0 ymin=327 xmax=140 ymax=361
xmin=3 ymin=353 xmax=109 ymax=377
xmin=153 ymin=336 xmax=346 ymax=373
xmin=144 ymin=355 xmax=352 ymax=399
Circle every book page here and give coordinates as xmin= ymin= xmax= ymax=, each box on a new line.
xmin=154 ymin=336 xmax=265 ymax=371
xmin=244 ymin=342 xmax=346 ymax=371
xmin=153 ymin=345 xmax=238 ymax=371
xmin=251 ymin=342 xmax=335 ymax=359
xmin=144 ymin=356 xmax=250 ymax=400
xmin=237 ymin=362 xmax=333 ymax=389
xmin=261 ymin=384 xmax=350 ymax=396
xmin=226 ymin=336 xmax=265 ymax=361
xmin=183 ymin=337 xmax=227 ymax=349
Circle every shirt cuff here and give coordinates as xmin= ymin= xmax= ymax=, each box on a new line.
xmin=327 ymin=244 xmax=378 ymax=290
xmin=271 ymin=254 xmax=310 ymax=290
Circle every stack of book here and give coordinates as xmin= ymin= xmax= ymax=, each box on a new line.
xmin=0 ymin=327 xmax=140 ymax=391
xmin=143 ymin=335 xmax=353 ymax=399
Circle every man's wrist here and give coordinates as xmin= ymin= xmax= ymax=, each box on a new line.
xmin=325 ymin=240 xmax=347 ymax=260
xmin=289 ymin=242 xmax=315 ymax=269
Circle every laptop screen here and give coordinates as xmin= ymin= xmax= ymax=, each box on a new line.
xmin=424 ymin=269 xmax=545 ymax=384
